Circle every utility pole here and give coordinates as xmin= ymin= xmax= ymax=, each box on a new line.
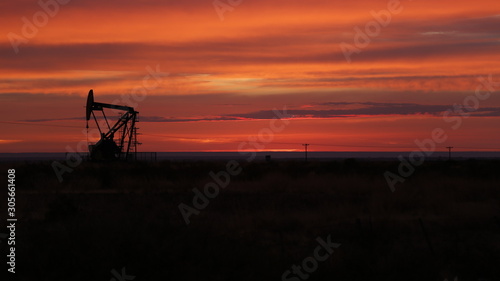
xmin=302 ymin=144 xmax=310 ymax=162
xmin=446 ymin=146 xmax=453 ymax=161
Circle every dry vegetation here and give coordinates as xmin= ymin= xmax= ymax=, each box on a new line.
xmin=2 ymin=159 xmax=500 ymax=280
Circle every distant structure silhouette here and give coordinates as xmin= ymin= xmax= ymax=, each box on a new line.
xmin=302 ymin=143 xmax=310 ymax=162
xmin=85 ymin=89 xmax=139 ymax=161
xmin=446 ymin=146 xmax=453 ymax=161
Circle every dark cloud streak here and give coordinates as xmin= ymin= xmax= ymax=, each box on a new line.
xmin=17 ymin=102 xmax=500 ymax=123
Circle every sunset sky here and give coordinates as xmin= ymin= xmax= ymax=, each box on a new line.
xmin=1 ymin=0 xmax=500 ymax=153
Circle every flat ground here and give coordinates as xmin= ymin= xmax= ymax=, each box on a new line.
xmin=2 ymin=159 xmax=500 ymax=280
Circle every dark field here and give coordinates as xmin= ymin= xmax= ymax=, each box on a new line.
xmin=2 ymin=159 xmax=500 ymax=281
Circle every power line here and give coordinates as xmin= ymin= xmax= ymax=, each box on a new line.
xmin=0 ymin=121 xmax=81 ymax=129
xmin=2 ymin=122 xmax=500 ymax=151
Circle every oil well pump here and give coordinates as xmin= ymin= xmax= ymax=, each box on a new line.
xmin=85 ymin=89 xmax=139 ymax=161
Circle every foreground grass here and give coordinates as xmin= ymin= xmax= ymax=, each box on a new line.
xmin=2 ymin=159 xmax=500 ymax=280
